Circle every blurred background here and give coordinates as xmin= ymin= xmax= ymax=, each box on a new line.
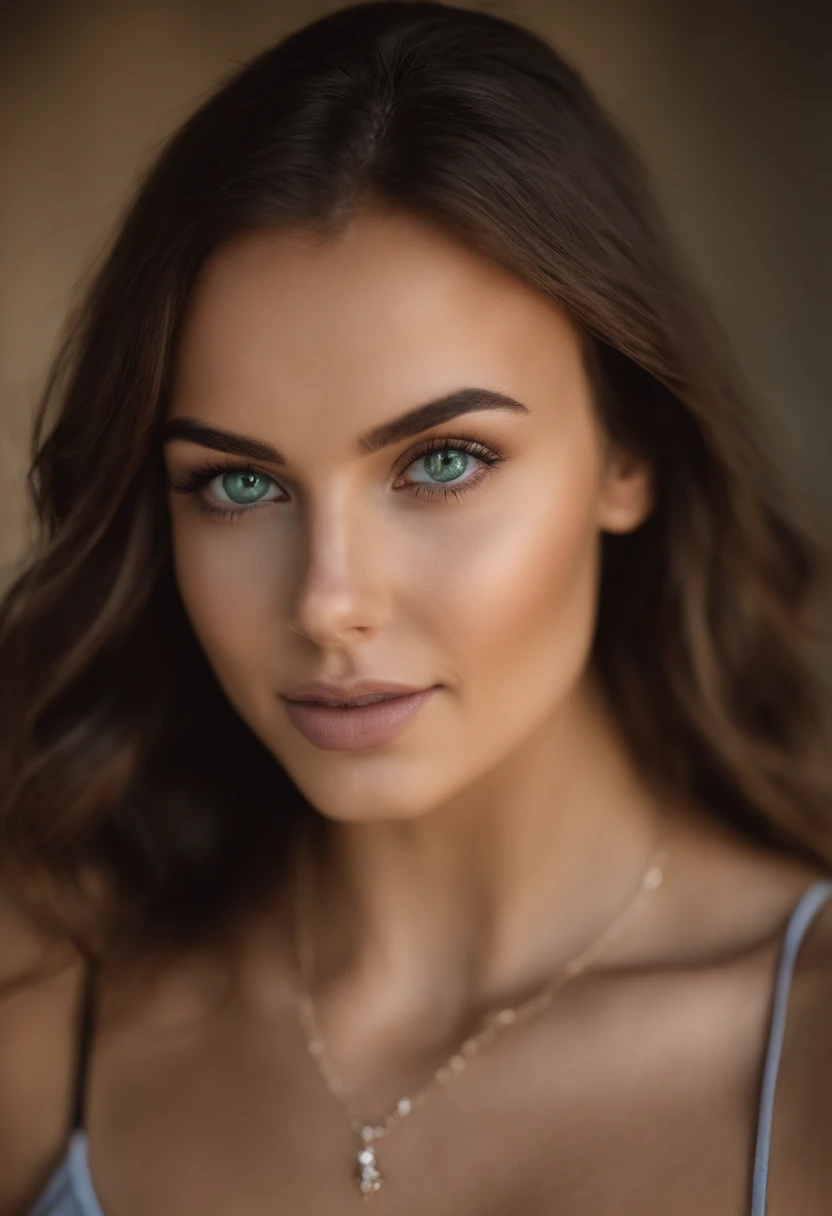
xmin=0 ymin=0 xmax=829 ymax=589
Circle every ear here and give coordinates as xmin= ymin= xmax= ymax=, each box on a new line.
xmin=597 ymin=445 xmax=654 ymax=534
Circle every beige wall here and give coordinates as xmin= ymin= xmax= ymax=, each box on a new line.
xmin=1 ymin=0 xmax=828 ymax=587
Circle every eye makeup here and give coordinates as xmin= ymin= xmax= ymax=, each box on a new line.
xmin=166 ymin=433 xmax=508 ymax=523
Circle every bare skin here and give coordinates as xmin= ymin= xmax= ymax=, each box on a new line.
xmin=1 ymin=207 xmax=831 ymax=1216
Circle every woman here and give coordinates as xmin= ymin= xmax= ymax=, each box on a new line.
xmin=1 ymin=1 xmax=830 ymax=1212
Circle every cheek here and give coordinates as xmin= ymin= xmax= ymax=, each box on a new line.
xmin=426 ymin=464 xmax=602 ymax=721
xmin=168 ymin=509 xmax=287 ymax=701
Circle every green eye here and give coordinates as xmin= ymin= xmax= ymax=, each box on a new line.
xmin=219 ymin=470 xmax=274 ymax=505
xmin=167 ymin=433 xmax=504 ymax=521
xmin=416 ymin=450 xmax=470 ymax=483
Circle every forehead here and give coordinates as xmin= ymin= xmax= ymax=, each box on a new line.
xmin=170 ymin=208 xmax=582 ymax=435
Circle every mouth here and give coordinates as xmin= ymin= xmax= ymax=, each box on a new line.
xmin=291 ymin=692 xmax=410 ymax=708
xmin=281 ymin=687 xmax=439 ymax=751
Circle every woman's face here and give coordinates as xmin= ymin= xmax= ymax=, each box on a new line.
xmin=164 ymin=208 xmax=650 ymax=822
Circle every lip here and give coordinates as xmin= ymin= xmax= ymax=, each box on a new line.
xmin=283 ymin=678 xmax=432 ymax=706
xmin=281 ymin=687 xmax=438 ymax=751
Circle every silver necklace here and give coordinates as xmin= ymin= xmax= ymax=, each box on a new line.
xmin=293 ymin=831 xmax=668 ymax=1199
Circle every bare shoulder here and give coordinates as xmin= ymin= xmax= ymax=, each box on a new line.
xmin=655 ymin=809 xmax=832 ymax=1208
xmin=0 ymin=885 xmax=85 ymax=1216
xmin=764 ymin=884 xmax=832 ymax=1212
xmin=661 ymin=806 xmax=826 ymax=957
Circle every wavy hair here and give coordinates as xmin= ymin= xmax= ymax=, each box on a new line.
xmin=1 ymin=0 xmax=829 ymax=965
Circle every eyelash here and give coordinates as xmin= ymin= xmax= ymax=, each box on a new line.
xmin=166 ymin=435 xmax=507 ymax=524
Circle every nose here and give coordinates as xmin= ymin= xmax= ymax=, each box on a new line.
xmin=287 ymin=494 xmax=391 ymax=648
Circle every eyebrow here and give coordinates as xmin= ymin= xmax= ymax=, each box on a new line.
xmin=161 ymin=387 xmax=529 ymax=464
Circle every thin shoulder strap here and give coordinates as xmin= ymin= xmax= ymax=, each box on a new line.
xmin=70 ymin=963 xmax=97 ymax=1132
xmin=750 ymin=879 xmax=832 ymax=1216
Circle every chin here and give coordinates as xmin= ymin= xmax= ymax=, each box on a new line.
xmin=275 ymin=749 xmax=448 ymax=826
xmin=309 ymin=799 xmax=431 ymax=826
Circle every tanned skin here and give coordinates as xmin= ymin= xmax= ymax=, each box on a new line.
xmin=1 ymin=208 xmax=830 ymax=1216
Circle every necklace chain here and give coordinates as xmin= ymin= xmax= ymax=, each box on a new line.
xmin=293 ymin=828 xmax=668 ymax=1197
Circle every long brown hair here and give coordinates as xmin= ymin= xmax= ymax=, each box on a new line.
xmin=1 ymin=0 xmax=829 ymax=964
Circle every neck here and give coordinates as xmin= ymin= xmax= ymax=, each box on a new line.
xmin=298 ymin=671 xmax=669 ymax=1027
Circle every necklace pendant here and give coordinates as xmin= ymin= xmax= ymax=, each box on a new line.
xmin=355 ymin=1129 xmax=383 ymax=1197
